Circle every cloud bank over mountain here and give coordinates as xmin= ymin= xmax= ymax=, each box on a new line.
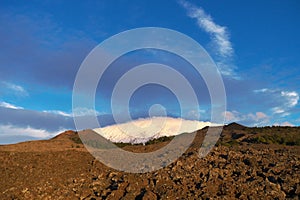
xmin=94 ymin=117 xmax=219 ymax=144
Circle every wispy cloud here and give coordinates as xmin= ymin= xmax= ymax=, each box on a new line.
xmin=1 ymin=81 xmax=29 ymax=96
xmin=42 ymin=110 xmax=72 ymax=117
xmin=178 ymin=0 xmax=236 ymax=77
xmin=254 ymin=88 xmax=299 ymax=116
xmin=273 ymin=121 xmax=294 ymax=127
xmin=72 ymin=107 xmax=101 ymax=117
xmin=0 ymin=106 xmax=74 ymax=132
xmin=253 ymin=88 xmax=271 ymax=93
xmin=0 ymin=101 xmax=23 ymax=109
xmin=43 ymin=108 xmax=105 ymax=117
xmin=223 ymin=110 xmax=269 ymax=126
xmin=281 ymin=91 xmax=299 ymax=107
xmin=0 ymin=124 xmax=60 ymax=139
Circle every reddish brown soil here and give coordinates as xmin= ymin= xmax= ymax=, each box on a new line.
xmin=0 ymin=127 xmax=299 ymax=199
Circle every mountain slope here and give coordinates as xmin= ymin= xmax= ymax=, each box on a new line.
xmin=0 ymin=123 xmax=300 ymax=199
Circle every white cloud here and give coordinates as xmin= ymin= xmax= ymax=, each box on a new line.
xmin=254 ymin=88 xmax=299 ymax=116
xmin=186 ymin=109 xmax=205 ymax=120
xmin=272 ymin=107 xmax=285 ymax=114
xmin=72 ymin=107 xmax=101 ymax=117
xmin=223 ymin=110 xmax=269 ymax=126
xmin=248 ymin=112 xmax=269 ymax=123
xmin=179 ymin=0 xmax=236 ymax=77
xmin=0 ymin=107 xmax=75 ymax=135
xmin=2 ymin=81 xmax=29 ymax=96
xmin=255 ymin=112 xmax=268 ymax=120
xmin=273 ymin=121 xmax=294 ymax=127
xmin=43 ymin=108 xmax=103 ymax=117
xmin=253 ymin=88 xmax=272 ymax=93
xmin=281 ymin=91 xmax=299 ymax=107
xmin=222 ymin=110 xmax=239 ymax=122
xmin=0 ymin=124 xmax=60 ymax=138
xmin=179 ymin=0 xmax=233 ymax=58
xmin=42 ymin=110 xmax=71 ymax=117
xmin=0 ymin=101 xmax=23 ymax=109
xmin=281 ymin=122 xmax=294 ymax=127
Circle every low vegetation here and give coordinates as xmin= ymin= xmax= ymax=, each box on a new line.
xmin=73 ymin=125 xmax=300 ymax=148
xmin=244 ymin=126 xmax=300 ymax=146
xmin=69 ymin=133 xmax=82 ymax=144
xmin=145 ymin=136 xmax=174 ymax=145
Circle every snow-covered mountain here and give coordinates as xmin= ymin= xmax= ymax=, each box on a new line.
xmin=93 ymin=117 xmax=219 ymax=144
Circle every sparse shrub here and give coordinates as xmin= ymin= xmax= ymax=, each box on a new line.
xmin=70 ymin=135 xmax=82 ymax=144
xmin=248 ymin=128 xmax=300 ymax=146
xmin=114 ymin=142 xmax=132 ymax=148
xmin=145 ymin=136 xmax=174 ymax=145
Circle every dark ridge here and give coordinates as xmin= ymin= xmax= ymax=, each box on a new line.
xmin=224 ymin=122 xmax=247 ymax=130
xmin=51 ymin=130 xmax=77 ymax=139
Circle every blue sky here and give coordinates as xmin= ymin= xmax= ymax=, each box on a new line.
xmin=0 ymin=0 xmax=299 ymax=143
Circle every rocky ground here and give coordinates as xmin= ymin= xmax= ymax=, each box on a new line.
xmin=0 ymin=124 xmax=299 ymax=199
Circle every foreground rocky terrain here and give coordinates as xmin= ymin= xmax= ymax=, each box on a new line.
xmin=0 ymin=123 xmax=299 ymax=199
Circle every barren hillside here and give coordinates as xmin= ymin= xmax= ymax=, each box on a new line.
xmin=0 ymin=124 xmax=299 ymax=199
